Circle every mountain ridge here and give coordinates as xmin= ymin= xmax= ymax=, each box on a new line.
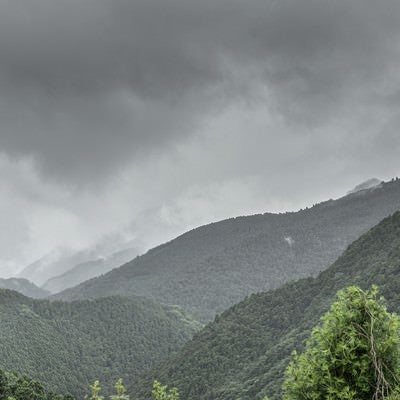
xmin=0 ymin=277 xmax=50 ymax=298
xmin=54 ymin=179 xmax=400 ymax=321
xmin=347 ymin=177 xmax=382 ymax=194
xmin=131 ymin=211 xmax=400 ymax=400
xmin=41 ymin=247 xmax=139 ymax=293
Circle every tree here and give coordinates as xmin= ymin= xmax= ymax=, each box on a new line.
xmin=110 ymin=379 xmax=129 ymax=400
xmin=151 ymin=381 xmax=179 ymax=400
xmin=12 ymin=377 xmax=46 ymax=400
xmin=0 ymin=371 xmax=9 ymax=400
xmin=283 ymin=286 xmax=400 ymax=400
xmin=85 ymin=381 xmax=103 ymax=400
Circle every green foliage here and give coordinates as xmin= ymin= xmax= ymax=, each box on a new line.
xmin=0 ymin=291 xmax=200 ymax=398
xmin=84 ymin=379 xmax=173 ymax=400
xmin=110 ymin=379 xmax=128 ymax=400
xmin=283 ymin=286 xmax=400 ymax=400
xmin=85 ymin=381 xmax=103 ymax=400
xmin=131 ymin=212 xmax=400 ymax=400
xmin=152 ymin=381 xmax=179 ymax=400
xmin=0 ymin=368 xmax=72 ymax=400
xmin=56 ymin=179 xmax=400 ymax=322
xmin=387 ymin=388 xmax=400 ymax=400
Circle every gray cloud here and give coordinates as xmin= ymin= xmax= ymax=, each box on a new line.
xmin=0 ymin=0 xmax=400 ymax=183
xmin=1 ymin=0 xmax=400 ymax=276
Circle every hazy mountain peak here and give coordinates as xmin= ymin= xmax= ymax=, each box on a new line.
xmin=0 ymin=278 xmax=49 ymax=299
xmin=42 ymin=246 xmax=139 ymax=294
xmin=347 ymin=178 xmax=382 ymax=194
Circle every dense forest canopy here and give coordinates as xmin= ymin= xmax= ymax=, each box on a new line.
xmin=130 ymin=212 xmax=400 ymax=400
xmin=0 ymin=291 xmax=200 ymax=398
xmin=0 ymin=368 xmax=73 ymax=400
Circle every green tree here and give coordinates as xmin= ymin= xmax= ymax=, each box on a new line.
xmin=110 ymin=379 xmax=128 ymax=400
xmin=13 ymin=377 xmax=46 ymax=400
xmin=283 ymin=286 xmax=400 ymax=400
xmin=151 ymin=381 xmax=179 ymax=400
xmin=85 ymin=381 xmax=103 ymax=400
xmin=0 ymin=371 xmax=9 ymax=400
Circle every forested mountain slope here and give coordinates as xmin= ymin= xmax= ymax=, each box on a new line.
xmin=0 ymin=277 xmax=49 ymax=298
xmin=0 ymin=290 xmax=200 ymax=398
xmin=131 ymin=211 xmax=400 ymax=400
xmin=56 ymin=179 xmax=400 ymax=321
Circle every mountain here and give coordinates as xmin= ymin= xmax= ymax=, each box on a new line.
xmin=55 ymin=179 xmax=400 ymax=321
xmin=18 ymin=234 xmax=140 ymax=287
xmin=347 ymin=177 xmax=382 ymax=194
xmin=131 ymin=211 xmax=400 ymax=400
xmin=18 ymin=247 xmax=100 ymax=286
xmin=42 ymin=247 xmax=138 ymax=293
xmin=0 ymin=290 xmax=200 ymax=398
xmin=0 ymin=277 xmax=49 ymax=298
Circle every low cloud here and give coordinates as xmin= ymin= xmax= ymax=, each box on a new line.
xmin=1 ymin=0 xmax=400 ymax=275
xmin=0 ymin=0 xmax=399 ymax=183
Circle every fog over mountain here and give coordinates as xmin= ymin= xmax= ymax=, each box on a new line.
xmin=1 ymin=0 xmax=400 ymax=278
xmin=0 ymin=277 xmax=49 ymax=298
xmin=41 ymin=246 xmax=139 ymax=293
xmin=54 ymin=179 xmax=400 ymax=321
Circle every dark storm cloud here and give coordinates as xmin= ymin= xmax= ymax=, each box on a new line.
xmin=0 ymin=0 xmax=400 ymax=182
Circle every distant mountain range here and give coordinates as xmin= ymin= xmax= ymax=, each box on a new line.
xmin=41 ymin=247 xmax=138 ymax=293
xmin=54 ymin=178 xmax=400 ymax=321
xmin=18 ymin=247 xmax=103 ymax=286
xmin=18 ymin=235 xmax=140 ymax=288
xmin=0 ymin=289 xmax=200 ymax=398
xmin=131 ymin=211 xmax=400 ymax=400
xmin=0 ymin=277 xmax=49 ymax=298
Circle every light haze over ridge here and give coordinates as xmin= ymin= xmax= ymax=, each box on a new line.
xmin=0 ymin=0 xmax=399 ymax=276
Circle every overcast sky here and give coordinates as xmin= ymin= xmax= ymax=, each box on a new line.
xmin=1 ymin=0 xmax=400 ymax=277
